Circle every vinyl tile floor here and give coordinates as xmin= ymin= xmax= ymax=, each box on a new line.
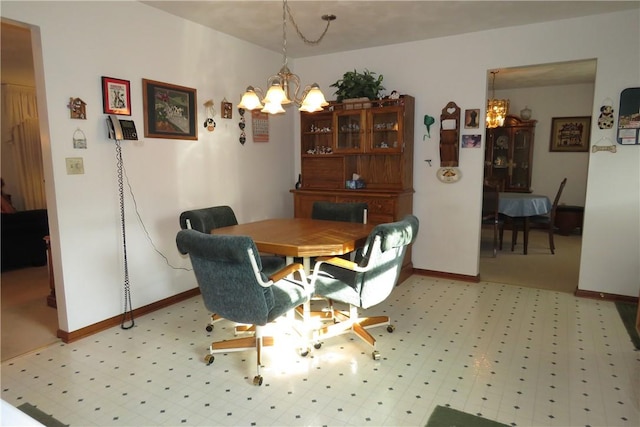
xmin=2 ymin=275 xmax=639 ymax=426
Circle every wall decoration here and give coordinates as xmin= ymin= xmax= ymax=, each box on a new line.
xmin=423 ymin=114 xmax=435 ymax=140
xmin=464 ymin=109 xmax=480 ymax=129
xmin=597 ymin=103 xmax=614 ymax=129
xmin=436 ymin=167 xmax=461 ymax=183
xmin=101 ymin=76 xmax=131 ymax=116
xmin=238 ymin=108 xmax=246 ymax=145
xmin=222 ymin=98 xmax=233 ymax=119
xmin=462 ymin=134 xmax=481 ymax=148
xmin=439 ymin=101 xmax=460 ymax=166
xmin=142 ymin=79 xmax=197 ymax=140
xmin=72 ymin=128 xmax=87 ymax=149
xmin=617 ymin=87 xmax=640 ymax=145
xmin=68 ymin=97 xmax=86 ymax=119
xmin=549 ymin=116 xmax=591 ymax=152
xmin=203 ymin=99 xmax=216 ymax=132
xmin=251 ymin=110 xmax=269 ymax=142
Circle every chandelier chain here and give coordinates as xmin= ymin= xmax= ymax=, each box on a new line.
xmin=285 ymin=1 xmax=332 ymax=45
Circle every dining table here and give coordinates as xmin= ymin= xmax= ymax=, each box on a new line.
xmin=498 ymin=192 xmax=552 ymax=254
xmin=211 ymin=218 xmax=375 ymax=272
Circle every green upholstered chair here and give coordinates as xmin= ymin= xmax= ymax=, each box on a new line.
xmin=308 ymin=214 xmax=419 ymax=360
xmin=176 ymin=229 xmax=310 ymax=385
xmin=179 ymin=205 xmax=285 ymax=332
xmin=311 ymin=201 xmax=368 ymax=224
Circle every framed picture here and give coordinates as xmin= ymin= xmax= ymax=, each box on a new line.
xmin=461 ymin=134 xmax=481 ymax=148
xmin=142 ymin=79 xmax=197 ymax=140
xmin=464 ymin=109 xmax=480 ymax=128
xmin=101 ymin=77 xmax=131 ymax=116
xmin=550 ymin=116 xmax=591 ymax=152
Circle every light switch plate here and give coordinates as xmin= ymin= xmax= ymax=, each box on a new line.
xmin=66 ymin=157 xmax=84 ymax=174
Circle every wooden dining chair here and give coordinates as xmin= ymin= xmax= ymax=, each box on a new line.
xmin=481 ymin=184 xmax=504 ymax=257
xmin=512 ymin=178 xmax=567 ymax=255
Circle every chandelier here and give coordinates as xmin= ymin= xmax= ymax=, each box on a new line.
xmin=486 ymin=70 xmax=510 ymax=128
xmin=238 ymin=0 xmax=335 ymax=115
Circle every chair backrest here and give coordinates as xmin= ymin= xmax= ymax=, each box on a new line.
xmin=179 ymin=205 xmax=238 ymax=233
xmin=354 ymin=214 xmax=419 ymax=308
xmin=176 ymin=229 xmax=273 ymax=325
xmin=481 ymin=184 xmax=499 ymax=222
xmin=311 ymin=201 xmax=368 ymax=224
xmin=549 ymin=178 xmax=568 ymax=219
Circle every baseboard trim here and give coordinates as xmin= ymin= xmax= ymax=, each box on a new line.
xmin=57 ymin=287 xmax=201 ymax=343
xmin=574 ymin=289 xmax=638 ymax=304
xmin=412 ymin=268 xmax=479 ymax=283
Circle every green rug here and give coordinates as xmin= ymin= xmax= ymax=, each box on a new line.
xmin=17 ymin=403 xmax=69 ymax=427
xmin=426 ymin=405 xmax=509 ymax=427
xmin=615 ymin=301 xmax=640 ymax=350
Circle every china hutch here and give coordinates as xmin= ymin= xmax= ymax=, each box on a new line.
xmin=484 ymin=115 xmax=537 ymax=192
xmin=291 ymin=95 xmax=415 ymax=281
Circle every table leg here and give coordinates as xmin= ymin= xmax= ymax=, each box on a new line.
xmin=287 ymin=256 xmax=311 ymax=274
xmin=523 ymin=217 xmax=530 ymax=255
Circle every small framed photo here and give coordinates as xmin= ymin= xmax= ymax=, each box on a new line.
xmin=549 ymin=116 xmax=591 ymax=152
xmin=222 ymin=99 xmax=233 ymax=119
xmin=142 ymin=79 xmax=197 ymax=140
xmin=101 ymin=77 xmax=131 ymax=116
xmin=464 ymin=109 xmax=480 ymax=128
xmin=462 ymin=134 xmax=482 ymax=148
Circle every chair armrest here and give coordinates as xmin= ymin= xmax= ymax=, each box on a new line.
xmin=313 ymin=256 xmax=359 ymax=271
xmin=269 ymin=263 xmax=305 ymax=282
xmin=268 ymin=262 xmax=312 ymax=296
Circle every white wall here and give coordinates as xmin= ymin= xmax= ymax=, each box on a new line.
xmin=296 ymin=10 xmax=639 ymax=296
xmin=2 ymin=4 xmax=638 ymax=335
xmin=496 ymin=83 xmax=594 ymax=206
xmin=1 ymin=1 xmax=300 ymax=332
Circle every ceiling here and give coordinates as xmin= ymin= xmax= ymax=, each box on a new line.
xmin=4 ymin=1 xmax=638 ymax=89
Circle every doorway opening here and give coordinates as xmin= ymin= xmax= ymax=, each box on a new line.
xmin=1 ymin=19 xmax=58 ymax=360
xmin=479 ymin=59 xmax=595 ymax=293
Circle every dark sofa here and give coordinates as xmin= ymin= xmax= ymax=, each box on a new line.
xmin=1 ymin=209 xmax=49 ymax=271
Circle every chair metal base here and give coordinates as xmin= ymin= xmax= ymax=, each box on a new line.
xmin=310 ymin=304 xmax=395 ymax=359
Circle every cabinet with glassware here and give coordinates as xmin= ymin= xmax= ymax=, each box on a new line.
xmin=484 ymin=115 xmax=537 ymax=192
xmin=293 ymin=95 xmax=415 ymax=281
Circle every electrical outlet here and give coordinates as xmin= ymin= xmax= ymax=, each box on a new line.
xmin=66 ymin=157 xmax=84 ymax=175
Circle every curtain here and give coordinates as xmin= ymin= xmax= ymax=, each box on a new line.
xmin=1 ymin=84 xmax=46 ymax=210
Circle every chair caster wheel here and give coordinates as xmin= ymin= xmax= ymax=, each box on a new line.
xmin=205 ymin=325 xmax=213 ymax=332
xmin=386 ymin=325 xmax=395 ymax=333
xmin=300 ymin=348 xmax=310 ymax=357
xmin=253 ymin=375 xmax=263 ymax=386
xmin=204 ymin=354 xmax=214 ymax=365
xmin=314 ymin=342 xmax=322 ymax=350
xmin=372 ymin=351 xmax=381 ymax=360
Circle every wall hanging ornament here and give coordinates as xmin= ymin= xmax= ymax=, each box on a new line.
xmin=598 ymin=98 xmax=615 ymax=129
xmin=437 ymin=101 xmax=462 ymax=183
xmin=221 ymin=98 xmax=233 ymax=119
xmin=203 ymin=99 xmax=216 ymax=132
xmin=68 ymin=97 xmax=87 ymax=119
xmin=238 ymin=108 xmax=246 ymax=145
xmin=423 ymin=114 xmax=435 ymax=140
xmin=72 ymin=128 xmax=87 ymax=149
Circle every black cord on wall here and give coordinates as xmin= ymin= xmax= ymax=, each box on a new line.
xmin=116 ymin=140 xmax=134 ymax=330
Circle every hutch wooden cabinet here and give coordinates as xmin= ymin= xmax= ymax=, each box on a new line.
xmin=292 ymin=95 xmax=415 ymax=282
xmin=484 ymin=115 xmax=537 ymax=192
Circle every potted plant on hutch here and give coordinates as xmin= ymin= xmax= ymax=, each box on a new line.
xmin=330 ymin=69 xmax=385 ymax=108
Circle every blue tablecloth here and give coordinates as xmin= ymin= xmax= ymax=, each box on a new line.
xmin=498 ymin=193 xmax=551 ymax=217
